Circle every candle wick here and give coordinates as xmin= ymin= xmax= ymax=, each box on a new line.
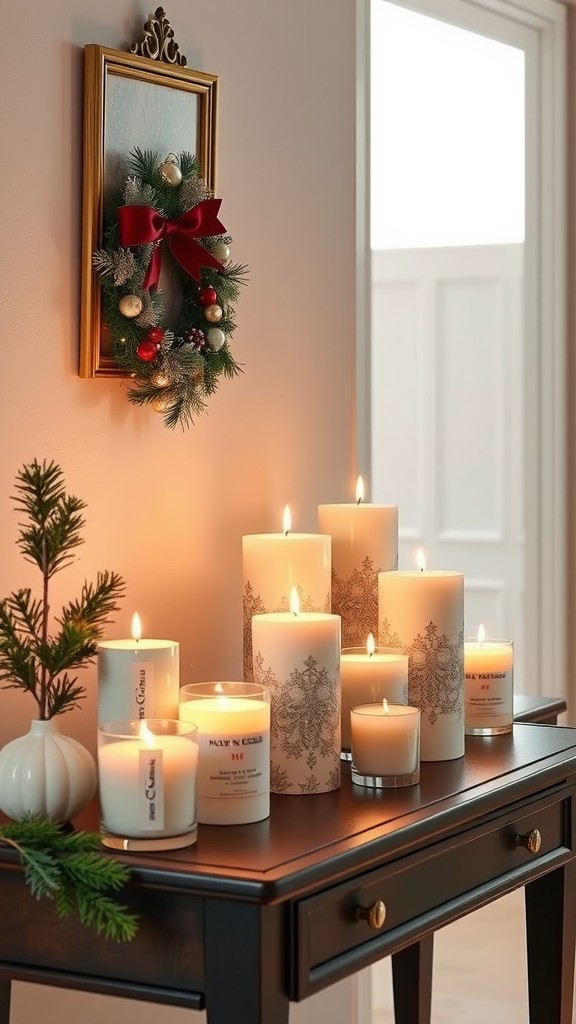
xmin=357 ymin=497 xmax=362 ymax=506
xmin=284 ymin=529 xmax=289 ymax=537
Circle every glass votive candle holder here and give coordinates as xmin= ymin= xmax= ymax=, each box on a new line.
xmin=464 ymin=635 xmax=514 ymax=735
xmin=350 ymin=701 xmax=420 ymax=789
xmin=179 ymin=681 xmax=270 ymax=825
xmin=340 ymin=643 xmax=408 ymax=760
xmin=98 ymin=719 xmax=198 ymax=852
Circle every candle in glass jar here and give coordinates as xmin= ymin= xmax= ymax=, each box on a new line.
xmin=340 ymin=634 xmax=408 ymax=753
xmin=350 ymin=701 xmax=420 ymax=777
xmin=464 ymin=624 xmax=514 ymax=735
xmin=242 ymin=505 xmax=331 ymax=680
xmin=97 ymin=613 xmax=179 ymax=726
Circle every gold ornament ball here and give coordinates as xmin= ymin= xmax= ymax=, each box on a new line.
xmin=204 ymin=303 xmax=223 ymax=324
xmin=207 ymin=327 xmax=225 ymax=352
xmin=212 ymin=241 xmax=230 ymax=265
xmin=159 ymin=160 xmax=183 ymax=187
xmin=118 ymin=294 xmax=143 ymax=318
xmin=153 ymin=394 xmax=173 ymax=414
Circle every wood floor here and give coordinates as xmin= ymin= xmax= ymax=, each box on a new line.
xmin=371 ymin=887 xmax=564 ymax=1023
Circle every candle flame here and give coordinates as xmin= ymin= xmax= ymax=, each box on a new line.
xmin=131 ymin=613 xmax=142 ymax=642
xmin=355 ymin=475 xmax=364 ymax=504
xmin=477 ymin=623 xmax=486 ymax=645
xmin=367 ymin=632 xmax=376 ymax=657
xmin=139 ymin=721 xmax=155 ymax=748
xmin=283 ymin=504 xmax=292 ymax=535
xmin=416 ymin=549 xmax=426 ymax=572
xmin=290 ymin=586 xmax=300 ymax=616
xmin=383 ymin=698 xmax=390 ymax=714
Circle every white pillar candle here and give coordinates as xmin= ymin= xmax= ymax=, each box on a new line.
xmin=340 ymin=636 xmax=408 ymax=753
xmin=179 ymin=682 xmax=270 ymax=825
xmin=252 ymin=593 xmax=341 ymax=794
xmin=464 ymin=625 xmax=514 ymax=735
xmin=98 ymin=720 xmax=198 ymax=850
xmin=350 ymin=702 xmax=420 ymax=779
xmin=242 ymin=506 xmax=331 ymax=680
xmin=318 ymin=476 xmax=398 ymax=646
xmin=97 ymin=614 xmax=179 ymax=726
xmin=378 ymin=555 xmax=464 ymax=761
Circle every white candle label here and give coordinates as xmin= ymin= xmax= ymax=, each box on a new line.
xmin=465 ymin=671 xmax=513 ymax=718
xmin=138 ymin=749 xmax=165 ymax=831
xmin=132 ymin=662 xmax=154 ymax=719
xmin=196 ymin=731 xmax=269 ymax=800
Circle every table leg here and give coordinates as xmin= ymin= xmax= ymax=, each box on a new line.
xmin=525 ymin=860 xmax=576 ymax=1024
xmin=203 ymin=899 xmax=289 ymax=1024
xmin=391 ymin=934 xmax=434 ymax=1024
xmin=0 ymin=978 xmax=11 ymax=1024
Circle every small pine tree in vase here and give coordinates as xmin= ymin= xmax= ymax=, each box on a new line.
xmin=0 ymin=459 xmax=126 ymax=823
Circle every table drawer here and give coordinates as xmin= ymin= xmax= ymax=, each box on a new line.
xmin=294 ymin=792 xmax=573 ymax=997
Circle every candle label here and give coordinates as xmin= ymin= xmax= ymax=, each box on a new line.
xmin=138 ymin=749 xmax=165 ymax=831
xmin=465 ymin=670 xmax=513 ymax=721
xmin=132 ymin=662 xmax=154 ymax=719
xmin=196 ymin=731 xmax=270 ymax=800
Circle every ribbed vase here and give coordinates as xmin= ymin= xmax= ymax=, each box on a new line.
xmin=0 ymin=719 xmax=97 ymax=822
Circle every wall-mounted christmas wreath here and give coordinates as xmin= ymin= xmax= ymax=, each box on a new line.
xmin=93 ymin=148 xmax=247 ymax=430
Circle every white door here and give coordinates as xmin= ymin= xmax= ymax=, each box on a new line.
xmin=357 ymin=0 xmax=567 ymax=701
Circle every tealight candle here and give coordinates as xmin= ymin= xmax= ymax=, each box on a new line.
xmin=464 ymin=624 xmax=514 ymax=735
xmin=179 ymin=681 xmax=270 ymax=825
xmin=97 ymin=614 xmax=179 ymax=726
xmin=318 ymin=476 xmax=398 ymax=646
xmin=242 ymin=505 xmax=331 ymax=680
xmin=98 ymin=719 xmax=198 ymax=851
xmin=350 ymin=700 xmax=420 ymax=788
xmin=340 ymin=634 xmax=408 ymax=756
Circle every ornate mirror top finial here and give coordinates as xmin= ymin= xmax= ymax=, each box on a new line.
xmin=130 ymin=7 xmax=187 ymax=66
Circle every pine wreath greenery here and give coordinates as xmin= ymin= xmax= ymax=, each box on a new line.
xmin=93 ymin=148 xmax=247 ymax=430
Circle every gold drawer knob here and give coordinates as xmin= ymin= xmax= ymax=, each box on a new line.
xmin=515 ymin=828 xmax=542 ymax=854
xmin=356 ymin=899 xmax=386 ymax=930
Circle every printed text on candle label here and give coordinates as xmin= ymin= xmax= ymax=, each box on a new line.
xmin=138 ymin=749 xmax=165 ymax=831
xmin=465 ymin=670 xmax=513 ymax=720
xmin=131 ymin=662 xmax=154 ymax=719
xmin=198 ymin=732 xmax=269 ymax=799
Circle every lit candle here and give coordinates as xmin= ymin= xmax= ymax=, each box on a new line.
xmin=340 ymin=634 xmax=408 ymax=755
xmin=98 ymin=719 xmax=198 ymax=849
xmin=378 ymin=550 xmax=464 ymax=761
xmin=97 ymin=613 xmax=179 ymax=726
xmin=318 ymin=476 xmax=398 ymax=646
xmin=350 ymin=700 xmax=420 ymax=782
xmin=242 ymin=505 xmax=331 ymax=680
xmin=179 ymin=681 xmax=270 ymax=825
xmin=252 ymin=589 xmax=341 ymax=794
xmin=464 ymin=624 xmax=514 ymax=735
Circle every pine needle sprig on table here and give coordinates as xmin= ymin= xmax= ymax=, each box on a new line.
xmin=0 ymin=818 xmax=139 ymax=942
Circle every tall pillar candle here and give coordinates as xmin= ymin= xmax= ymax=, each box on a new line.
xmin=318 ymin=477 xmax=398 ymax=646
xmin=98 ymin=614 xmax=179 ymax=726
xmin=242 ymin=506 xmax=331 ymax=680
xmin=378 ymin=560 xmax=464 ymax=761
xmin=252 ymin=594 xmax=341 ymax=794
xmin=340 ymin=637 xmax=408 ymax=755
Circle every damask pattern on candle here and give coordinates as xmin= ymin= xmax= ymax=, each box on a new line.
xmin=379 ymin=618 xmax=464 ymax=726
xmin=332 ymin=554 xmax=399 ymax=647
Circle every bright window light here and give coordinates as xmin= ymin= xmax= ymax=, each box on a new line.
xmin=370 ymin=1 xmax=525 ymax=249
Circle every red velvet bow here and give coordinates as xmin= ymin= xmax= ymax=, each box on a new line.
xmin=117 ymin=198 xmax=226 ymax=290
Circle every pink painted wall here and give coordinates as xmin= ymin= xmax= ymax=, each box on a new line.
xmin=1 ymin=2 xmax=357 ymax=1020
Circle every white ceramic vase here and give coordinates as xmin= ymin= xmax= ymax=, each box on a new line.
xmin=0 ymin=719 xmax=97 ymax=822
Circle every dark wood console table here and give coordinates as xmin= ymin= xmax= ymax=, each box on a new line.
xmin=0 ymin=721 xmax=575 ymax=1024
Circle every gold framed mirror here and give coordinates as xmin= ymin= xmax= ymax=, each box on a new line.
xmin=79 ymin=13 xmax=218 ymax=377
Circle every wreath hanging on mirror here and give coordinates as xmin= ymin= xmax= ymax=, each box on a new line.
xmin=93 ymin=148 xmax=247 ymax=430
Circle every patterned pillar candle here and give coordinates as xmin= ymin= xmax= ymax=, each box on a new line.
xmin=378 ymin=553 xmax=464 ymax=761
xmin=252 ymin=590 xmax=341 ymax=794
xmin=242 ymin=506 xmax=331 ymax=681
xmin=318 ymin=476 xmax=398 ymax=646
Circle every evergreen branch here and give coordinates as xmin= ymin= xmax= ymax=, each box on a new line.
xmin=0 ymin=820 xmax=138 ymax=943
xmin=44 ymin=673 xmax=87 ymax=718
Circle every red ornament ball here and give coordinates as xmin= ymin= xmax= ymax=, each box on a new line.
xmin=146 ymin=326 xmax=165 ymax=344
xmin=198 ymin=287 xmax=217 ymax=306
xmin=136 ymin=339 xmax=159 ymax=362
